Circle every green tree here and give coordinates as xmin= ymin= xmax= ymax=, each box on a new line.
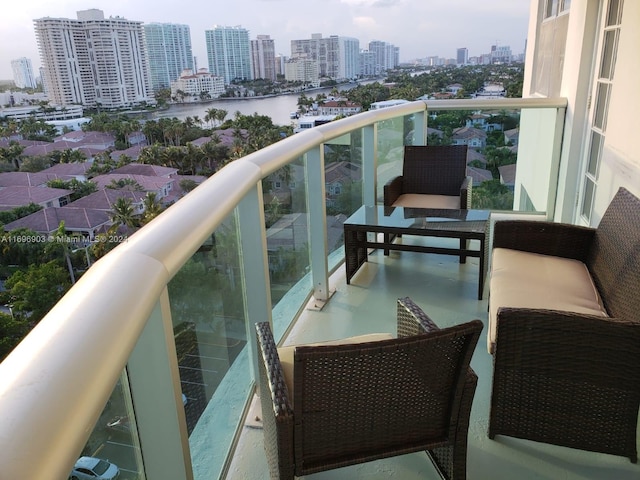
xmin=4 ymin=260 xmax=71 ymax=322
xmin=141 ymin=192 xmax=164 ymax=225
xmin=0 ymin=311 xmax=30 ymax=362
xmin=109 ymin=197 xmax=138 ymax=228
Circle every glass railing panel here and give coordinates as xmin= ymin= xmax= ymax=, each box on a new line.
xmin=167 ymin=211 xmax=248 ymax=479
xmin=71 ymin=371 xmax=145 ymax=480
xmin=324 ymin=129 xmax=364 ymax=257
xmin=376 ymin=114 xmax=415 ymax=204
xmin=264 ymin=158 xmax=312 ymax=308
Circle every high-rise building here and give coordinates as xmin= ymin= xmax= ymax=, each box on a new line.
xmin=291 ymin=34 xmax=365 ymax=81
xmin=284 ymin=55 xmax=319 ymax=84
xmin=491 ymin=45 xmax=513 ymax=64
xmin=251 ymin=35 xmax=276 ymax=82
xmin=359 ymin=50 xmax=376 ymax=77
xmin=337 ymin=37 xmax=360 ymax=80
xmin=144 ymin=23 xmax=194 ymax=92
xmin=205 ymin=25 xmax=252 ymax=84
xmin=368 ymin=40 xmax=399 ymax=74
xmin=34 ymin=9 xmax=154 ymax=108
xmin=457 ymin=47 xmax=469 ymax=65
xmin=11 ymin=57 xmax=37 ymax=89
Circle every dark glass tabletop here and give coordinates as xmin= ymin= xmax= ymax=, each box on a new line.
xmin=344 ymin=205 xmax=490 ymax=233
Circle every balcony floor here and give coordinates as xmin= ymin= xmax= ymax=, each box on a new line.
xmin=227 ymin=237 xmax=640 ymax=480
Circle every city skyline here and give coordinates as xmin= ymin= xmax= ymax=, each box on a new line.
xmin=1 ymin=0 xmax=530 ymax=81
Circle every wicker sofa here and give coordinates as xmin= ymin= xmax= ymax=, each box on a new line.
xmin=487 ymin=186 xmax=640 ymax=462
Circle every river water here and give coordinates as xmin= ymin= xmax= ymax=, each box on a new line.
xmin=143 ymin=83 xmax=367 ymax=127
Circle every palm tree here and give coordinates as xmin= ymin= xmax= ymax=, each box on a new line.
xmin=141 ymin=192 xmax=164 ymax=225
xmin=109 ymin=197 xmax=138 ymax=229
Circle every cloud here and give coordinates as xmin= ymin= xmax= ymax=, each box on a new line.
xmin=353 ymin=16 xmax=377 ymax=29
xmin=340 ymin=0 xmax=402 ymax=6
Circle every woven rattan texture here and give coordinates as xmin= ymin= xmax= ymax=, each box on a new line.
xmin=256 ymin=297 xmax=482 ymax=479
xmin=384 ymin=145 xmax=471 ymax=208
xmin=489 ymin=187 xmax=640 ymax=463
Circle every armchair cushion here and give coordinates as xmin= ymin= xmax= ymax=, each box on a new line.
xmin=278 ymin=332 xmax=394 ymax=402
xmin=488 ymin=248 xmax=607 ymax=352
xmin=391 ymin=193 xmax=461 ymax=209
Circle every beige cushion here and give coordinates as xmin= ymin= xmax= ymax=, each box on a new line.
xmin=278 ymin=333 xmax=394 ymax=403
xmin=392 ymin=193 xmax=460 ymax=209
xmin=488 ymin=248 xmax=607 ymax=354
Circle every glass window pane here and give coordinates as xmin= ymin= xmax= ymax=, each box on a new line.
xmin=582 ymin=178 xmax=595 ymax=221
xmin=545 ymin=0 xmax=558 ymax=18
xmin=561 ymin=0 xmax=571 ymax=11
xmin=587 ymin=131 xmax=602 ymax=176
xmin=593 ymin=82 xmax=610 ymax=130
xmin=599 ymin=30 xmax=617 ymax=79
xmin=607 ymin=0 xmax=622 ymax=26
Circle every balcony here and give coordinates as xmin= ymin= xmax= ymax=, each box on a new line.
xmin=1 ymin=99 xmax=638 ymax=480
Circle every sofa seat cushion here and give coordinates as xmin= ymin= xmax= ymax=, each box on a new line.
xmin=278 ymin=333 xmax=394 ymax=403
xmin=392 ymin=193 xmax=460 ymax=209
xmin=488 ymin=248 xmax=607 ymax=353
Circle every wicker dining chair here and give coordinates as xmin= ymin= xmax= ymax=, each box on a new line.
xmin=255 ymin=297 xmax=483 ymax=480
xmin=384 ymin=145 xmax=471 ymax=210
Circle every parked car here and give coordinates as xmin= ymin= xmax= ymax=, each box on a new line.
xmin=69 ymin=456 xmax=119 ymax=480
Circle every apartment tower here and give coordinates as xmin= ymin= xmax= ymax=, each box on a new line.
xmin=368 ymin=40 xmax=399 ymax=74
xmin=457 ymin=47 xmax=469 ymax=65
xmin=250 ymin=35 xmax=276 ymax=82
xmin=34 ymin=9 xmax=154 ymax=108
xmin=205 ymin=26 xmax=252 ymax=84
xmin=11 ymin=57 xmax=37 ymax=89
xmin=144 ymin=23 xmax=194 ymax=92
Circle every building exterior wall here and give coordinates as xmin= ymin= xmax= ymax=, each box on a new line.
xmin=337 ymin=37 xmax=360 ymax=80
xmin=205 ymin=26 xmax=252 ymax=84
xmin=11 ymin=57 xmax=37 ymax=89
xmin=34 ymin=9 xmax=154 ymax=109
xmin=520 ymin=0 xmax=639 ymax=227
xmin=170 ymin=69 xmax=225 ymax=100
xmin=144 ymin=23 xmax=194 ymax=92
xmin=250 ymin=35 xmax=276 ymax=81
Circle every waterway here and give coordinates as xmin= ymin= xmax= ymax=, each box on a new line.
xmin=142 ymin=82 xmax=373 ymax=127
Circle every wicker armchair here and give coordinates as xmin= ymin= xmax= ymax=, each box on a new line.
xmin=488 ymin=187 xmax=640 ymax=463
xmin=384 ymin=145 xmax=471 ymax=209
xmin=255 ymin=297 xmax=482 ymax=480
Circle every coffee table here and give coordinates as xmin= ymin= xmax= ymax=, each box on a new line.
xmin=343 ymin=205 xmax=490 ymax=300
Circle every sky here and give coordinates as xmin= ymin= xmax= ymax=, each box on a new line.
xmin=1 ymin=0 xmax=531 ymax=81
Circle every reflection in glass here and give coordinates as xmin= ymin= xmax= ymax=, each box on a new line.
xmin=78 ymin=372 xmax=144 ymax=480
xmin=264 ymin=159 xmax=312 ymax=305
xmin=582 ymin=177 xmax=595 ymax=221
xmin=593 ymin=82 xmax=610 ymax=130
xmin=168 ymin=214 xmax=246 ymax=436
xmin=599 ymin=30 xmax=617 ymax=80
xmin=587 ymin=131 xmax=602 ymax=176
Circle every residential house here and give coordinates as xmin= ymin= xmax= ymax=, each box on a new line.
xmin=498 ymin=163 xmax=517 ymax=191
xmin=3 ymin=207 xmax=110 ymax=239
xmin=324 ymin=161 xmax=361 ymax=204
xmin=68 ymin=189 xmax=148 ymax=216
xmin=0 ymin=185 xmax=72 ymax=209
xmin=452 ymin=126 xmax=487 ymax=148
xmin=90 ymin=174 xmax=175 ymax=201
xmin=40 ymin=163 xmax=92 ymax=182
xmin=318 ymin=100 xmax=362 ymax=117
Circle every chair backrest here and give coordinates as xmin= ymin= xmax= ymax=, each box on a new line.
xmin=291 ymin=319 xmax=482 ymax=473
xmin=402 ymin=145 xmax=468 ymax=196
xmin=588 ymin=186 xmax=640 ymax=321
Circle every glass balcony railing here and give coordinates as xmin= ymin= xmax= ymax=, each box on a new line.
xmin=0 ymin=97 xmax=567 ymax=480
